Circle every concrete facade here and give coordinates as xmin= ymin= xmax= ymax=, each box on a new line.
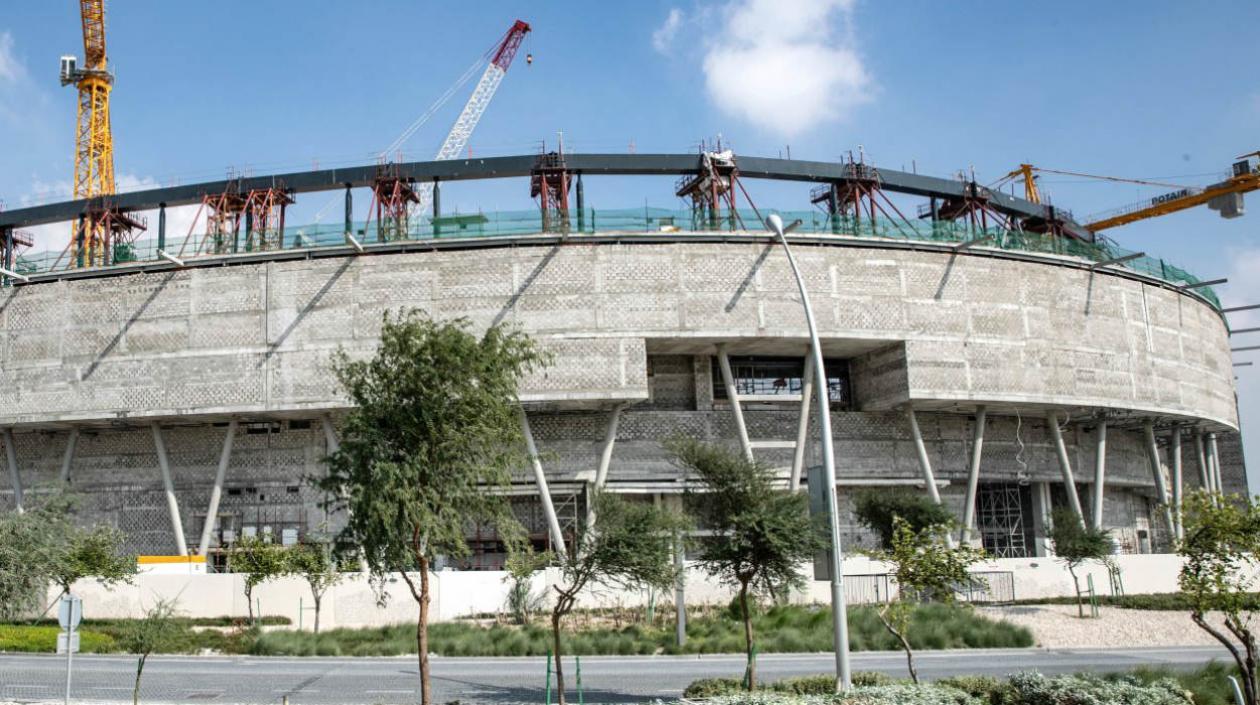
xmin=0 ymin=233 xmax=1245 ymax=560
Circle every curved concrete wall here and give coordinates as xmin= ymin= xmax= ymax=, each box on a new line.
xmin=0 ymin=235 xmax=1236 ymax=428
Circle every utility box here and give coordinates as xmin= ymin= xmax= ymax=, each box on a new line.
xmin=807 ymin=465 xmax=834 ymax=581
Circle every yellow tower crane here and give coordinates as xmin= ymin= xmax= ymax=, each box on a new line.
xmin=995 ymin=152 xmax=1260 ymax=233
xmin=60 ymin=0 xmax=116 ymax=267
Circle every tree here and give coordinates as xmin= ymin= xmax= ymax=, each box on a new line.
xmin=547 ymin=492 xmax=685 ymax=705
xmin=228 ymin=536 xmax=288 ymax=626
xmin=0 ymin=493 xmax=134 ymax=619
xmin=854 ymin=489 xmax=954 ymax=550
xmin=0 ymin=500 xmax=67 ymax=620
xmin=117 ymin=598 xmax=184 ymax=705
xmin=287 ymin=540 xmax=343 ymax=633
xmin=319 ymin=311 xmax=544 ymax=705
xmin=1178 ymin=490 xmax=1260 ymax=705
xmin=1047 ymin=508 xmax=1113 ymax=617
xmin=869 ymin=517 xmax=984 ymax=683
xmin=671 ymin=439 xmax=822 ymax=690
xmin=48 ymin=524 xmax=137 ymax=597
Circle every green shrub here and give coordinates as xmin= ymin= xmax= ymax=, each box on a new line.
xmin=935 ymin=675 xmax=1012 ymax=705
xmin=0 ymin=624 xmax=117 ymax=653
xmin=690 ymin=685 xmax=979 ymax=705
xmin=1006 ymin=672 xmax=1193 ymax=705
xmin=684 ymin=677 xmax=745 ymax=698
xmin=1013 ymin=592 xmax=1260 ymax=612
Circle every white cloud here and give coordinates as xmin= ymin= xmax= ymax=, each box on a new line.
xmin=653 ymin=8 xmax=684 ymax=55
xmin=699 ymin=0 xmax=872 ymax=137
xmin=0 ymin=31 xmax=24 ymax=83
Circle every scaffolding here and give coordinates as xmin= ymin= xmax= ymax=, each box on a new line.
xmin=242 ymin=186 xmax=294 ymax=252
xmin=71 ymin=204 xmax=147 ymax=267
xmin=531 ymin=149 xmax=571 ymax=234
xmin=810 ymin=157 xmax=917 ymax=238
xmin=367 ymin=162 xmax=420 ymax=243
xmin=200 ymin=184 xmax=248 ymax=255
xmin=676 ymin=146 xmax=741 ymax=231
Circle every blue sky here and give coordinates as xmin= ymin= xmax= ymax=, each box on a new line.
xmin=1 ymin=1 xmax=1259 ymax=482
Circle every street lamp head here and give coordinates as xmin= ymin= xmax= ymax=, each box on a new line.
xmin=766 ymin=213 xmax=785 ymax=236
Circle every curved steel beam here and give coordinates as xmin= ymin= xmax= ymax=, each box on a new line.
xmin=0 ymin=153 xmax=1075 ymax=230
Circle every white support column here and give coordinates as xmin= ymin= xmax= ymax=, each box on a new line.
xmin=716 ymin=345 xmax=755 ymax=462
xmin=322 ymin=415 xmax=340 ymax=453
xmin=198 ymin=420 xmax=237 ymax=556
xmin=1046 ymin=411 xmax=1085 ymax=522
xmin=1092 ymin=421 xmax=1107 ymax=530
xmin=960 ymin=406 xmax=986 ymax=545
xmin=1194 ymin=431 xmax=1210 ymax=490
xmin=60 ymin=428 xmax=79 ymax=484
xmin=1170 ymin=426 xmax=1183 ymax=540
xmin=789 ymin=353 xmax=816 ymax=493
xmin=1208 ymin=433 xmax=1223 ymax=495
xmin=151 ymin=424 xmax=188 ymax=556
xmin=3 ymin=428 xmax=23 ymax=514
xmin=1143 ymin=422 xmax=1176 ymax=540
xmin=906 ymin=408 xmax=943 ymax=504
xmin=587 ymin=403 xmax=626 ymax=530
xmin=520 ymin=408 xmax=567 ymax=557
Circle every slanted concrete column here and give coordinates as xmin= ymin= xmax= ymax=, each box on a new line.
xmin=151 ymin=424 xmax=188 ymax=556
xmin=60 ymin=429 xmax=79 ymax=484
xmin=716 ymin=345 xmax=754 ymax=462
xmin=789 ymin=353 xmax=816 ymax=493
xmin=1091 ymin=421 xmax=1107 ymax=530
xmin=198 ymin=420 xmax=237 ymax=556
xmin=519 ymin=408 xmax=567 ymax=557
xmin=1170 ymin=426 xmax=1183 ymax=540
xmin=587 ymin=403 xmax=626 ymax=530
xmin=1143 ymin=422 xmax=1176 ymax=540
xmin=961 ymin=406 xmax=987 ymax=545
xmin=1208 ymin=433 xmax=1223 ymax=495
xmin=905 ymin=407 xmax=943 ymax=505
xmin=1046 ymin=411 xmax=1084 ymax=522
xmin=1194 ymin=430 xmax=1210 ymax=490
xmin=3 ymin=428 xmax=23 ymax=514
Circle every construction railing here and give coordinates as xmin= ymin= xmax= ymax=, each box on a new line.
xmin=10 ymin=207 xmax=1220 ymax=307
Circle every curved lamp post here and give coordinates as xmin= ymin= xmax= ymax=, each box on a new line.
xmin=766 ymin=213 xmax=852 ymax=690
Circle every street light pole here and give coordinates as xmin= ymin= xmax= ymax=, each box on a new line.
xmin=766 ymin=213 xmax=851 ymax=690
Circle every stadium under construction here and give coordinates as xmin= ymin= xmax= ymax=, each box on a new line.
xmin=0 ymin=147 xmax=1252 ymax=567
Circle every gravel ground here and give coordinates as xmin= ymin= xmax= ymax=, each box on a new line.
xmin=982 ymin=604 xmax=1231 ymax=648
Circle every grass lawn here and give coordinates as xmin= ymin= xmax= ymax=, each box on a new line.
xmin=249 ymin=602 xmax=1032 ymax=657
xmin=0 ymin=603 xmax=1030 ymax=657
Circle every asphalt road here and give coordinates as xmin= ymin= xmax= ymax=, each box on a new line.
xmin=0 ymin=646 xmax=1232 ymax=704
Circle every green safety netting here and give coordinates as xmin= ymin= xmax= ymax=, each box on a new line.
xmin=10 ymin=207 xmax=1219 ymax=308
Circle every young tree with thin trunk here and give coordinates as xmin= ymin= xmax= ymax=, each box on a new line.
xmin=320 ymin=311 xmax=543 ymax=705
xmin=1178 ymin=490 xmax=1260 ymax=705
xmin=870 ymin=517 xmax=984 ymax=683
xmin=287 ymin=540 xmax=343 ymax=633
xmin=1047 ymin=507 xmax=1112 ymax=618
xmin=49 ymin=524 xmax=137 ymax=597
xmin=670 ymin=439 xmax=822 ymax=691
xmin=118 ymin=598 xmax=182 ymax=705
xmin=228 ymin=535 xmax=288 ymax=626
xmin=547 ymin=492 xmax=685 ymax=705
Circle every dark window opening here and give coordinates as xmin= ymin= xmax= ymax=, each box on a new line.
xmin=712 ymin=355 xmax=851 ymax=407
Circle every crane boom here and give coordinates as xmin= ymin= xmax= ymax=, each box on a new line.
xmin=415 ymin=20 xmax=530 ymax=217
xmin=1086 ymin=159 xmax=1260 ymax=231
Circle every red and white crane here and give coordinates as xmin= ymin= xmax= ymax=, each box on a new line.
xmin=390 ymin=20 xmax=531 ymax=219
xmin=314 ymin=20 xmax=531 ymax=226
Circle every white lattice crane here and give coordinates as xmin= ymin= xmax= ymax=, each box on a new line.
xmin=403 ymin=20 xmax=531 ymax=219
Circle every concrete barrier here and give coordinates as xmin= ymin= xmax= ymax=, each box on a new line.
xmin=55 ymin=554 xmax=1185 ymax=630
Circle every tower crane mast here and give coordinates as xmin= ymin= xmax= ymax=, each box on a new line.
xmin=414 ymin=20 xmax=530 ymax=218
xmin=60 ymin=0 xmax=118 ymax=266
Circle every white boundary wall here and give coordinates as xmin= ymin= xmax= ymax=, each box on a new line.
xmin=57 ymin=554 xmax=1184 ymax=630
